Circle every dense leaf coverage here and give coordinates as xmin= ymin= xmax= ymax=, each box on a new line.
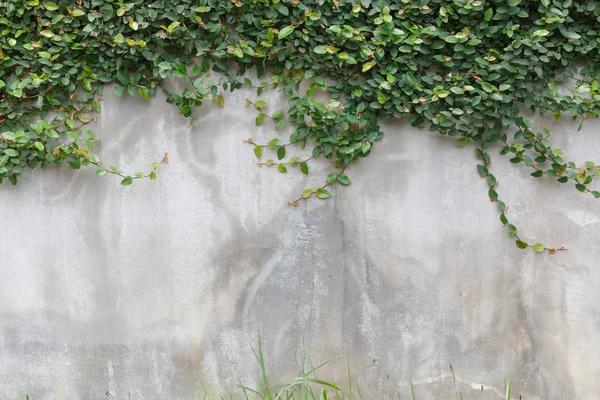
xmin=1 ymin=0 xmax=600 ymax=251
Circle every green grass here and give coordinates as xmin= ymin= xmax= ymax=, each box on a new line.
xmin=18 ymin=337 xmax=518 ymax=400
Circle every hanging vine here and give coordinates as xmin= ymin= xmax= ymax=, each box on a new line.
xmin=1 ymin=0 xmax=599 ymax=252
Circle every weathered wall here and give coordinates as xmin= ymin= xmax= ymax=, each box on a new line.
xmin=1 ymin=79 xmax=600 ymax=400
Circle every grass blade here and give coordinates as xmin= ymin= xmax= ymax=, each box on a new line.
xmin=320 ymin=388 xmax=328 ymax=400
xmin=347 ymin=361 xmax=353 ymax=400
xmin=252 ymin=332 xmax=271 ymax=400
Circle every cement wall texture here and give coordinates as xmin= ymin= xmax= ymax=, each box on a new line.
xmin=1 ymin=78 xmax=600 ymax=400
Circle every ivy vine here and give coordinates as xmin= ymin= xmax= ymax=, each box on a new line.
xmin=1 ymin=0 xmax=599 ymax=252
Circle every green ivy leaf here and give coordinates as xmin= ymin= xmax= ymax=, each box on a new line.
xmin=255 ymin=112 xmax=265 ymax=126
xmin=254 ymin=145 xmax=263 ymax=159
xmin=337 ymin=174 xmax=351 ymax=185
xmin=316 ymin=188 xmax=331 ymax=199
xmin=532 ymin=243 xmax=544 ymax=252
xmin=114 ymin=85 xmax=126 ymax=97
xmin=272 ymin=109 xmax=285 ymax=119
xmin=456 ymin=138 xmax=470 ymax=147
xmin=508 ymin=224 xmax=517 ymax=236
xmin=516 ymin=240 xmax=529 ymax=249
xmin=277 ymin=146 xmax=286 ymax=160
xmin=300 ymin=162 xmax=309 ymax=175
xmin=121 ymin=176 xmax=133 ymax=186
xmin=326 ymin=173 xmax=338 ymax=184
xmin=254 ymin=100 xmax=267 ymax=109
xmin=139 ymin=87 xmax=150 ymax=101
xmin=278 ymin=26 xmax=294 ymax=40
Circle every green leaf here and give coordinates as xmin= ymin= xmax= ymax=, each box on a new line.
xmin=121 ymin=176 xmax=133 ymax=186
xmin=149 ymin=171 xmax=157 ymax=181
xmin=481 ymin=82 xmax=495 ymax=93
xmin=477 ymin=164 xmax=488 ymax=177
xmin=96 ymin=168 xmax=107 ymax=176
xmin=114 ymin=85 xmax=125 ymax=97
xmin=276 ymin=120 xmax=285 ymax=131
xmin=3 ymin=149 xmax=18 ymax=157
xmin=326 ymin=173 xmax=338 ymax=184
xmin=456 ymin=138 xmax=470 ymax=147
xmin=217 ymin=95 xmax=225 ymax=108
xmin=268 ymin=138 xmax=281 ymax=148
xmin=516 ymin=240 xmax=529 ymax=249
xmin=484 ymin=8 xmax=493 ymax=21
xmin=302 ymin=188 xmax=313 ymax=198
xmin=488 ymin=188 xmax=498 ymax=200
xmin=35 ymin=142 xmax=45 ymax=151
xmin=288 ymin=156 xmax=299 ymax=165
xmin=272 ymin=109 xmax=285 ymax=119
xmin=533 ymin=243 xmax=544 ymax=252
xmin=232 ymin=48 xmax=243 ymax=58
xmin=507 ymin=224 xmax=517 ymax=236
xmin=274 ymin=3 xmax=289 ymax=16
xmin=337 ymin=174 xmax=351 ymax=185
xmin=44 ymin=2 xmax=59 ymax=10
xmin=277 ymin=163 xmax=287 ymax=173
xmin=278 ymin=26 xmax=294 ymax=40
xmin=254 ymin=145 xmax=263 ymax=159
xmin=167 ymin=21 xmax=180 ymax=32
xmin=316 ymin=188 xmax=331 ymax=199
xmin=314 ymin=46 xmax=326 ymax=55
xmin=40 ymin=30 xmax=54 ymax=38
xmin=254 ymin=100 xmax=268 ymax=109
xmin=277 ymin=146 xmax=286 ymax=160
xmin=139 ymin=87 xmax=150 ymax=101
xmin=255 ymin=112 xmax=266 ymax=126
xmin=300 ymin=162 xmax=309 ymax=175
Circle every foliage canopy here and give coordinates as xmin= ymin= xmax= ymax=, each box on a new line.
xmin=1 ymin=0 xmax=600 ymax=251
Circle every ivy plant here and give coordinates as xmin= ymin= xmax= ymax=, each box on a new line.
xmin=1 ymin=0 xmax=599 ymax=252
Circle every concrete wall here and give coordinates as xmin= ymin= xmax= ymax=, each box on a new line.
xmin=1 ymin=78 xmax=600 ymax=400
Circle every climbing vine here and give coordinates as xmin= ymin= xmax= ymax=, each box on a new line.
xmin=1 ymin=0 xmax=600 ymax=252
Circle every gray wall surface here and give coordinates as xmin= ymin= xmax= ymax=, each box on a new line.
xmin=1 ymin=78 xmax=600 ymax=400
